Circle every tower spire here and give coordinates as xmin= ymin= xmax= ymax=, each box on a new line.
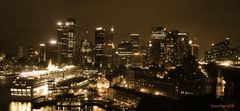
xmin=111 ymin=25 xmax=114 ymax=33
xmin=85 ymin=30 xmax=89 ymax=39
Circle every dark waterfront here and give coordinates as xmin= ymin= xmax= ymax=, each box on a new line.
xmin=0 ymin=78 xmax=105 ymax=111
xmin=0 ymin=78 xmax=12 ymax=111
xmin=1 ymin=1 xmax=240 ymax=110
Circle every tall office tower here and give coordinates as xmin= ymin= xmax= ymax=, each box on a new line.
xmin=189 ymin=41 xmax=199 ymax=61
xmin=18 ymin=46 xmax=24 ymax=58
xmin=105 ymin=26 xmax=114 ymax=69
xmin=79 ymin=38 xmax=93 ymax=68
xmin=140 ymin=45 xmax=149 ymax=66
xmin=211 ymin=38 xmax=231 ymax=61
xmin=116 ymin=41 xmax=133 ymax=68
xmin=171 ymin=31 xmax=191 ymax=66
xmin=94 ymin=27 xmax=105 ymax=69
xmin=94 ymin=26 xmax=115 ymax=70
xmin=26 ymin=46 xmax=38 ymax=65
xmin=130 ymin=34 xmax=142 ymax=66
xmin=130 ymin=34 xmax=140 ymax=52
xmin=164 ymin=32 xmax=175 ymax=65
xmin=150 ymin=27 xmax=168 ymax=66
xmin=57 ymin=18 xmax=76 ymax=66
xmin=46 ymin=40 xmax=58 ymax=64
xmin=39 ymin=44 xmax=46 ymax=62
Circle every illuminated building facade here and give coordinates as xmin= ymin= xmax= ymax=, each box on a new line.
xmin=94 ymin=26 xmax=114 ymax=70
xmin=150 ymin=27 xmax=167 ymax=66
xmin=116 ymin=41 xmax=133 ymax=67
xmin=94 ymin=27 xmax=105 ymax=69
xmin=39 ymin=44 xmax=46 ymax=62
xmin=149 ymin=27 xmax=190 ymax=66
xmin=170 ymin=31 xmax=190 ymax=66
xmin=190 ymin=43 xmax=199 ymax=61
xmin=231 ymin=47 xmax=240 ymax=63
xmin=26 ymin=46 xmax=38 ymax=66
xmin=130 ymin=34 xmax=140 ymax=53
xmin=204 ymin=38 xmax=240 ymax=65
xmin=10 ymin=77 xmax=48 ymax=101
xmin=105 ymin=27 xmax=114 ymax=69
xmin=57 ymin=18 xmax=76 ymax=65
xmin=79 ymin=39 xmax=93 ymax=68
xmin=211 ymin=38 xmax=230 ymax=61
xmin=204 ymin=51 xmax=215 ymax=63
xmin=130 ymin=34 xmax=143 ymax=66
xmin=46 ymin=40 xmax=58 ymax=64
xmin=140 ymin=45 xmax=149 ymax=66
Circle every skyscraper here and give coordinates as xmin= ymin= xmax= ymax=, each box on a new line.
xmin=190 ymin=42 xmax=199 ymax=61
xmin=170 ymin=31 xmax=190 ymax=66
xmin=94 ymin=27 xmax=105 ymax=69
xmin=150 ymin=27 xmax=167 ymax=66
xmin=46 ymin=40 xmax=58 ymax=65
xmin=130 ymin=34 xmax=140 ymax=53
xmin=26 ymin=46 xmax=38 ymax=65
xmin=130 ymin=34 xmax=142 ymax=66
xmin=105 ymin=26 xmax=114 ymax=69
xmin=149 ymin=27 xmax=191 ymax=67
xmin=79 ymin=38 xmax=93 ymax=68
xmin=57 ymin=18 xmax=76 ymax=66
xmin=94 ymin=26 xmax=114 ymax=70
xmin=39 ymin=44 xmax=46 ymax=62
xmin=211 ymin=38 xmax=230 ymax=61
xmin=116 ymin=41 xmax=133 ymax=67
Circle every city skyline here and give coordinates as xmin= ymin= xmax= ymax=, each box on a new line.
xmin=1 ymin=0 xmax=240 ymax=57
xmin=1 ymin=1 xmax=240 ymax=110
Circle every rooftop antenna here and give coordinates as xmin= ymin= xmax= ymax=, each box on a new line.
xmin=85 ymin=30 xmax=89 ymax=39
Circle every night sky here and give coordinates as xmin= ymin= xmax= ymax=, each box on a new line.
xmin=0 ymin=0 xmax=240 ymax=57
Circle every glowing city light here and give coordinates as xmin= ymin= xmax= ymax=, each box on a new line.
xmin=20 ymin=60 xmax=76 ymax=77
xmin=216 ymin=76 xmax=226 ymax=97
xmin=111 ymin=27 xmax=114 ymax=32
xmin=219 ymin=61 xmax=232 ymax=67
xmin=112 ymin=43 xmax=115 ymax=49
xmin=40 ymin=43 xmax=45 ymax=46
xmin=189 ymin=40 xmax=192 ymax=44
xmin=134 ymin=52 xmax=140 ymax=56
xmin=66 ymin=22 xmax=69 ymax=26
xmin=50 ymin=40 xmax=57 ymax=44
xmin=154 ymin=91 xmax=162 ymax=95
xmin=57 ymin=22 xmax=62 ymax=26
xmin=96 ymin=27 xmax=103 ymax=30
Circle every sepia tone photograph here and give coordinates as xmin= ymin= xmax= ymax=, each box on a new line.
xmin=0 ymin=0 xmax=240 ymax=111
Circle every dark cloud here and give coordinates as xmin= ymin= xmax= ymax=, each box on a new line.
xmin=0 ymin=0 xmax=240 ymax=57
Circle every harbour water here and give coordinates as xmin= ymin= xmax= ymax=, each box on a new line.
xmin=0 ymin=78 xmax=105 ymax=111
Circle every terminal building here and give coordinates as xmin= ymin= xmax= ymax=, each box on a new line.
xmin=10 ymin=77 xmax=48 ymax=101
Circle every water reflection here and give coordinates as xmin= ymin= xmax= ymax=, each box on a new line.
xmin=9 ymin=102 xmax=31 ymax=111
xmin=93 ymin=106 xmax=105 ymax=111
xmin=9 ymin=102 xmax=105 ymax=111
xmin=216 ymin=76 xmax=226 ymax=98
